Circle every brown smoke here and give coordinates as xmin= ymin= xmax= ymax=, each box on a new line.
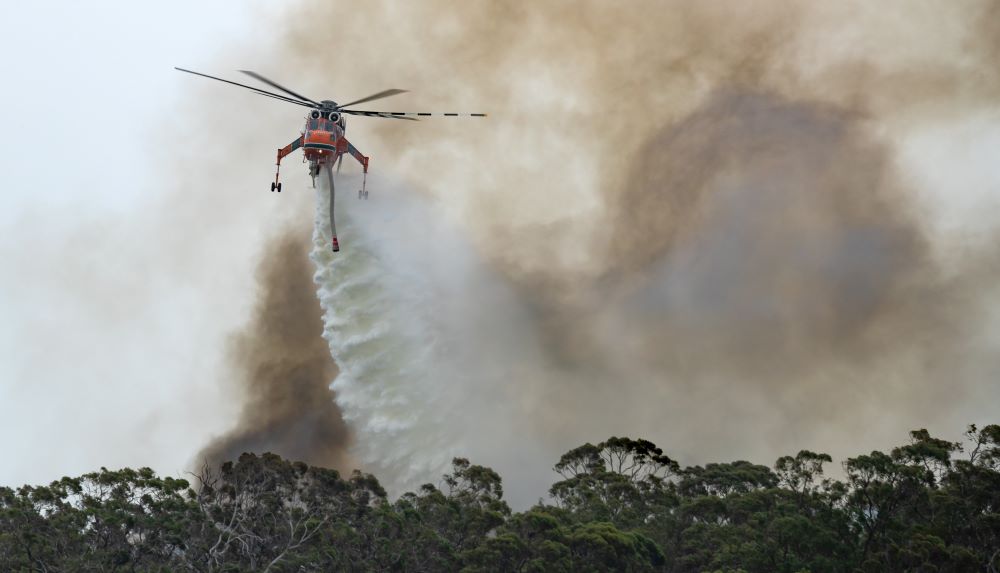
xmin=278 ymin=0 xmax=1000 ymax=278
xmin=531 ymin=87 xmax=988 ymax=402
xmin=198 ymin=225 xmax=352 ymax=471
xmin=269 ymin=0 xmax=1000 ymax=486
xmin=601 ymin=90 xmax=938 ymax=368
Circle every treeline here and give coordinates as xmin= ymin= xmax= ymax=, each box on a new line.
xmin=2 ymin=425 xmax=999 ymax=572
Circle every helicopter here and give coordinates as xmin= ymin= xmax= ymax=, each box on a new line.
xmin=175 ymin=68 xmax=486 ymax=252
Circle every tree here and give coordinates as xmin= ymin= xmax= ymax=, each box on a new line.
xmin=460 ymin=508 xmax=664 ymax=573
xmin=550 ymin=437 xmax=679 ymax=527
xmin=0 ymin=467 xmax=193 ymax=572
xmin=184 ymin=452 xmax=385 ymax=572
xmin=677 ymin=461 xmax=777 ymax=498
xmin=774 ymin=450 xmax=833 ymax=504
xmin=400 ymin=458 xmax=510 ymax=558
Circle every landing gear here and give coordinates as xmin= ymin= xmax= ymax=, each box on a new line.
xmin=272 ymin=154 xmax=283 ymax=192
xmin=273 ymin=137 xmax=302 ymax=193
xmin=357 ymin=170 xmax=368 ymax=200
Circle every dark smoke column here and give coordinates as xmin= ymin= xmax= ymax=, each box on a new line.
xmin=197 ymin=226 xmax=352 ymax=471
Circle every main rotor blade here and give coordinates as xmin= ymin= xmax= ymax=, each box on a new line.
xmin=175 ymin=67 xmax=313 ymax=108
xmin=239 ymin=70 xmax=321 ymax=107
xmin=342 ymin=110 xmax=488 ymax=119
xmin=251 ymin=91 xmax=315 ymax=108
xmin=337 ymin=89 xmax=408 ymax=109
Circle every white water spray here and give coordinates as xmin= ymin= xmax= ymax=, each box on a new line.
xmin=309 ymin=176 xmax=554 ymax=499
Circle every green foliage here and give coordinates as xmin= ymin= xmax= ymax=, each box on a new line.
xmin=460 ymin=509 xmax=663 ymax=572
xmin=2 ymin=424 xmax=999 ymax=571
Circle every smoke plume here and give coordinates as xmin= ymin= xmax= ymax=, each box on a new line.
xmin=198 ymin=225 xmax=352 ymax=471
xmin=260 ymin=0 xmax=1000 ymax=503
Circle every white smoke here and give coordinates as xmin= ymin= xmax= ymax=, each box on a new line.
xmin=309 ymin=174 xmax=555 ymax=501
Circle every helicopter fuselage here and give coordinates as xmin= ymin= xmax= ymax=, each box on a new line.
xmin=302 ymin=102 xmax=347 ymax=165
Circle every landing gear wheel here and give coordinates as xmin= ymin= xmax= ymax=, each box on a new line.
xmin=277 ymin=182 xmax=282 ymax=193
xmin=364 ymin=190 xmax=369 ymax=200
xmin=271 ymin=182 xmax=276 ymax=192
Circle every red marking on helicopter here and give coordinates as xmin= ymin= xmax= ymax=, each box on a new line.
xmin=174 ymin=67 xmax=486 ymax=252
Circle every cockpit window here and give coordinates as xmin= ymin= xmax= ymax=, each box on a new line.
xmin=308 ymin=119 xmax=320 ymax=130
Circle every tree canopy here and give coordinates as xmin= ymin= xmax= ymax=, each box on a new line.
xmin=2 ymin=425 xmax=999 ymax=571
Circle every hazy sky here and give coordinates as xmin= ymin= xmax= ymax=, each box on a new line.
xmin=0 ymin=0 xmax=290 ymax=487
xmin=2 ymin=1 xmax=999 ymax=504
